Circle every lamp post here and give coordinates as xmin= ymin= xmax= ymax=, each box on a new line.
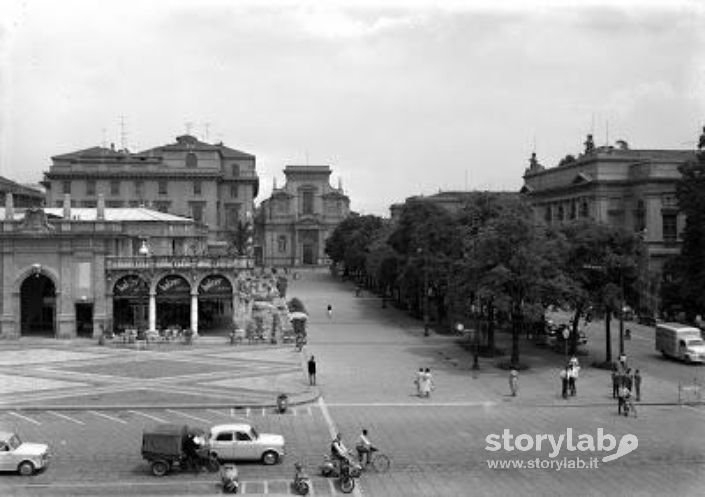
xmin=470 ymin=303 xmax=480 ymax=370
xmin=619 ymin=269 xmax=625 ymax=357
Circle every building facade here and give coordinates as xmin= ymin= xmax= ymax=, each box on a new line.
xmin=0 ymin=194 xmax=252 ymax=339
xmin=256 ymin=166 xmax=350 ymax=267
xmin=43 ymin=135 xmax=259 ymax=245
xmin=521 ymin=135 xmax=694 ymax=312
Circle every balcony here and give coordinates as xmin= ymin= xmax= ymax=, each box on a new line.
xmin=106 ymin=255 xmax=253 ymax=271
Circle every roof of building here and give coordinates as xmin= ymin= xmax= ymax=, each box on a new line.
xmin=0 ymin=207 xmax=195 ymax=223
xmin=140 ymin=135 xmax=255 ymax=159
xmin=52 ymin=146 xmax=129 ymax=160
xmin=0 ymin=176 xmax=46 ymax=197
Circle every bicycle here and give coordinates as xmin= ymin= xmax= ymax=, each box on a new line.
xmin=358 ymin=446 xmax=390 ymax=473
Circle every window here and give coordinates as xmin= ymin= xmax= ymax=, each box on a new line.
xmin=276 ymin=199 xmax=289 ymax=213
xmin=580 ymin=200 xmax=589 ymax=218
xmin=303 ymin=191 xmax=314 ymax=214
xmin=215 ymin=432 xmax=233 ymax=442
xmin=569 ymin=201 xmax=576 ymax=219
xmin=135 ymin=180 xmax=144 ymax=198
xmin=278 ymin=235 xmax=287 ymax=253
xmin=231 ymin=164 xmax=239 ymax=177
xmin=193 ymin=180 xmax=202 ymax=195
xmin=128 ymin=200 xmax=140 ymax=207
xmin=226 ymin=204 xmax=240 ymax=229
xmin=106 ymin=200 xmax=123 ymax=208
xmin=63 ymin=181 xmax=71 ymax=194
xmin=235 ymin=431 xmax=252 ymax=442
xmin=544 ymin=206 xmax=552 ymax=223
xmin=557 ymin=205 xmax=564 ymax=221
xmin=86 ymin=180 xmax=96 ymax=196
xmin=663 ymin=213 xmax=677 ymax=243
xmin=191 ymin=203 xmax=204 ymax=223
xmin=635 ymin=200 xmax=646 ymax=232
xmin=230 ymin=185 xmax=238 ymax=198
xmin=110 ymin=180 xmax=120 ymax=196
xmin=81 ymin=200 xmax=96 ymax=208
xmin=158 ymin=180 xmax=168 ymax=195
xmin=186 ymin=152 xmax=198 ymax=168
xmin=155 ymin=201 xmax=170 ymax=213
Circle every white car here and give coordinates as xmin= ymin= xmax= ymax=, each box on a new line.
xmin=208 ymin=423 xmax=285 ymax=465
xmin=0 ymin=431 xmax=50 ymax=475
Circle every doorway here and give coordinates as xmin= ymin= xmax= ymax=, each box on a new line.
xmin=20 ymin=274 xmax=56 ymax=336
xmin=75 ymin=303 xmax=94 ymax=338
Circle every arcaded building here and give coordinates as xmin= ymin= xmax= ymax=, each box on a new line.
xmin=42 ymin=134 xmax=259 ymax=245
xmin=256 ymin=166 xmax=350 ymax=267
xmin=521 ymin=135 xmax=694 ymax=312
xmin=0 ymin=194 xmax=252 ymax=339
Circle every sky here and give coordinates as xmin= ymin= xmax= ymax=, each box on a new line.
xmin=1 ymin=0 xmax=704 ymax=216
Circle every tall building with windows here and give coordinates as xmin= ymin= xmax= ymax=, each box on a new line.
xmin=256 ymin=166 xmax=350 ymax=267
xmin=42 ymin=135 xmax=259 ymax=245
xmin=0 ymin=176 xmax=45 ymax=208
xmin=521 ymin=135 xmax=694 ymax=312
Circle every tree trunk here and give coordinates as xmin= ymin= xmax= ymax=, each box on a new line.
xmin=511 ymin=309 xmax=521 ymax=367
xmin=605 ymin=312 xmax=612 ymax=364
xmin=487 ymin=304 xmax=496 ymax=356
xmin=570 ymin=306 xmax=582 ymax=356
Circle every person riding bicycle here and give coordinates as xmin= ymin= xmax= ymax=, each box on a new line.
xmin=356 ymin=428 xmax=376 ymax=466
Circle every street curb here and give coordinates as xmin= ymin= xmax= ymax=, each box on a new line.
xmin=0 ymin=390 xmax=321 ymax=412
xmin=507 ymin=401 xmax=703 ymax=408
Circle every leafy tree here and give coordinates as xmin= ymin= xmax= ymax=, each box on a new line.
xmin=325 ymin=214 xmax=384 ymax=278
xmin=558 ymin=220 xmax=642 ymax=360
xmin=664 ymin=139 xmax=705 ymax=319
xmin=460 ymin=197 xmax=565 ymax=367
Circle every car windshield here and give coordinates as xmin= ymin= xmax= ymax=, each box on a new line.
xmin=249 ymin=427 xmax=258 ymax=440
xmin=687 ymin=339 xmax=704 ymax=346
xmin=8 ymin=435 xmax=21 ymax=450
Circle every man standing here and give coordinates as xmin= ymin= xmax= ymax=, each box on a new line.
xmin=307 ymin=356 xmax=317 ymax=386
xmin=634 ymin=369 xmax=642 ymax=401
xmin=560 ymin=367 xmax=568 ymax=399
xmin=611 ymin=366 xmax=620 ymax=399
xmin=327 ymin=304 xmax=333 ymax=319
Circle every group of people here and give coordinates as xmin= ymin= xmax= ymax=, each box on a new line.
xmin=559 ymin=356 xmax=581 ymax=398
xmin=414 ymin=368 xmax=434 ymax=397
xmin=612 ymin=359 xmax=642 ymax=416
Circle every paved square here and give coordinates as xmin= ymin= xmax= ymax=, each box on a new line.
xmin=0 ymin=373 xmax=86 ymax=394
xmin=0 ymin=349 xmax=104 ymax=366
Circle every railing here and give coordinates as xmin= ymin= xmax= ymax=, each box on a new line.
xmin=106 ymin=255 xmax=253 ymax=270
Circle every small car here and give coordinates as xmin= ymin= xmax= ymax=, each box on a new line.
xmin=0 ymin=431 xmax=50 ymax=475
xmin=208 ymin=423 xmax=285 ymax=465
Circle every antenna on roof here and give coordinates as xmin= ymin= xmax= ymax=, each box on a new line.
xmin=204 ymin=122 xmax=211 ymax=142
xmin=119 ymin=115 xmax=128 ymax=151
xmin=185 ymin=121 xmax=194 ymax=136
xmin=605 ymin=120 xmax=609 ymax=146
xmin=101 ymin=127 xmax=108 ymax=148
xmin=590 ymin=113 xmax=595 ymax=135
xmin=305 ymin=150 xmax=309 ymax=165
xmin=464 ymin=170 xmax=468 ymax=191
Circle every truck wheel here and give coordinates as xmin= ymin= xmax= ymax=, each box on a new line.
xmin=262 ymin=451 xmax=279 ymax=465
xmin=18 ymin=461 xmax=35 ymax=476
xmin=151 ymin=460 xmax=169 ymax=477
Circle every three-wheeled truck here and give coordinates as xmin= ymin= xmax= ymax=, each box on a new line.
xmin=141 ymin=424 xmax=220 ymax=476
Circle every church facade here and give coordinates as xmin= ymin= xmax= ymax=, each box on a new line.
xmin=256 ymin=166 xmax=350 ymax=267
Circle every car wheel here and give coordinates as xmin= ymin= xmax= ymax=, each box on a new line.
xmin=151 ymin=460 xmax=169 ymax=477
xmin=340 ymin=475 xmax=355 ymax=494
xmin=18 ymin=461 xmax=35 ymax=476
xmin=262 ymin=450 xmax=279 ymax=465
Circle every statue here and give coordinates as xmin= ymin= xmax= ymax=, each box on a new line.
xmin=698 ymin=126 xmax=705 ymax=151
xmin=584 ymin=134 xmax=595 ymax=155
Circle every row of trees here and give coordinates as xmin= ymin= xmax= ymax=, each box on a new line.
xmin=326 ymin=193 xmax=644 ymax=368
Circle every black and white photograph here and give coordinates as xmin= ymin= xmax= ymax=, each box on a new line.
xmin=1 ymin=0 xmax=704 ymax=495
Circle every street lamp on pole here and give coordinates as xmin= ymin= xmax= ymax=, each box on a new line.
xmin=418 ymin=247 xmax=430 ymax=336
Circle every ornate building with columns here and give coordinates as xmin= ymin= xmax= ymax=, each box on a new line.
xmin=255 ymin=165 xmax=350 ymax=267
xmin=0 ymin=193 xmax=253 ymax=339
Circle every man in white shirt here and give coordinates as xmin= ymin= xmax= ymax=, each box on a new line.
xmin=356 ymin=429 xmax=374 ymax=466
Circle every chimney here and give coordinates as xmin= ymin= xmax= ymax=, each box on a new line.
xmin=97 ymin=193 xmax=105 ymax=220
xmin=63 ymin=193 xmax=71 ymax=219
xmin=4 ymin=193 xmax=14 ymax=220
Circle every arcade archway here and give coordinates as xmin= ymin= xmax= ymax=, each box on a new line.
xmin=156 ymin=275 xmax=191 ymax=330
xmin=113 ymin=275 xmax=149 ymax=332
xmin=198 ymin=275 xmax=233 ymax=335
xmin=20 ymin=274 xmax=56 ymax=336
